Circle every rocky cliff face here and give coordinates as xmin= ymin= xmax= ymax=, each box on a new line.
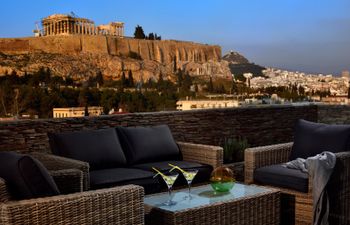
xmin=0 ymin=36 xmax=230 ymax=81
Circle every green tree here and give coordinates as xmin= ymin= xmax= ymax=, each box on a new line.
xmin=176 ymin=70 xmax=183 ymax=87
xmin=182 ymin=72 xmax=192 ymax=91
xmin=148 ymin=33 xmax=155 ymax=40
xmin=173 ymin=56 xmax=177 ymax=73
xmin=96 ymin=71 xmax=104 ymax=86
xmin=134 ymin=25 xmax=146 ymax=39
xmin=120 ymin=71 xmax=127 ymax=92
xmin=128 ymin=70 xmax=134 ymax=87
xmin=157 ymin=72 xmax=164 ymax=91
xmin=155 ymin=33 xmax=161 ymax=40
xmin=207 ymin=77 xmax=214 ymax=93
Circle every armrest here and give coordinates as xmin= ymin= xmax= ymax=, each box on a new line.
xmin=30 ymin=152 xmax=90 ymax=190
xmin=245 ymin=142 xmax=293 ymax=184
xmin=177 ymin=142 xmax=223 ymax=168
xmin=327 ymin=151 xmax=350 ymax=215
xmin=0 ymin=178 xmax=10 ymax=203
xmin=0 ymin=185 xmax=144 ymax=225
xmin=50 ymin=169 xmax=83 ymax=194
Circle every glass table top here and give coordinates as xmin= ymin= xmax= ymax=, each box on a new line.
xmin=144 ymin=183 xmax=274 ymax=212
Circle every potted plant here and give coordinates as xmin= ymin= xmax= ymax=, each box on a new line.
xmin=220 ymin=136 xmax=249 ymax=181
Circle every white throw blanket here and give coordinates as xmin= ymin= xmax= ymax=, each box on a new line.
xmin=283 ymin=151 xmax=336 ymax=225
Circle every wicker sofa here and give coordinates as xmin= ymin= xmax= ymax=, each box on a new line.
xmin=39 ymin=125 xmax=223 ymax=193
xmin=245 ymin=142 xmax=350 ymax=225
xmin=33 ymin=141 xmax=223 ymax=193
xmin=0 ymin=167 xmax=144 ymax=225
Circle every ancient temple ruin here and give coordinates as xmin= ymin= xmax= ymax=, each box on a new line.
xmin=39 ymin=14 xmax=124 ymax=37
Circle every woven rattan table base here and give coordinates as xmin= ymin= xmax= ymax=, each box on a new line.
xmin=145 ymin=188 xmax=280 ymax=225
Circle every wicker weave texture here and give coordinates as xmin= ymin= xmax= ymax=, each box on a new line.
xmin=244 ymin=142 xmax=293 ymax=184
xmin=177 ymin=142 xmax=223 ymax=169
xmin=146 ymin=190 xmax=280 ymax=225
xmin=0 ymin=185 xmax=144 ymax=225
xmin=245 ymin=142 xmax=350 ymax=225
xmin=0 ymin=179 xmax=10 ymax=203
xmin=31 ymin=152 xmax=90 ymax=190
xmin=50 ymin=169 xmax=83 ymax=194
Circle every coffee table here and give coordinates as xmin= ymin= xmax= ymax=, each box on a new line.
xmin=144 ymin=183 xmax=280 ymax=225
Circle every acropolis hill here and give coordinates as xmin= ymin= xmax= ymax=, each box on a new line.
xmin=0 ymin=14 xmax=230 ymax=82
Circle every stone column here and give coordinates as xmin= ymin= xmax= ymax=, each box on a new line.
xmin=64 ymin=21 xmax=67 ymax=33
xmin=74 ymin=22 xmax=78 ymax=34
xmin=83 ymin=22 xmax=86 ymax=34
xmin=67 ymin=21 xmax=71 ymax=34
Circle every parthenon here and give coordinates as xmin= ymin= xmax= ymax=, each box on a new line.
xmin=40 ymin=14 xmax=124 ymax=37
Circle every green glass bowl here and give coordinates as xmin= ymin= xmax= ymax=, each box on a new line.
xmin=210 ymin=181 xmax=234 ymax=192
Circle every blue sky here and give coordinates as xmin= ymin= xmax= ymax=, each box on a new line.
xmin=0 ymin=0 xmax=349 ymax=75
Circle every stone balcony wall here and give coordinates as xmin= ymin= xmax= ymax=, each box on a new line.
xmin=0 ymin=105 xmax=320 ymax=154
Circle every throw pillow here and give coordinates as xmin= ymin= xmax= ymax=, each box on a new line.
xmin=116 ymin=125 xmax=181 ymax=165
xmin=0 ymin=152 xmax=60 ymax=200
xmin=290 ymin=119 xmax=350 ymax=160
xmin=49 ymin=128 xmax=127 ymax=170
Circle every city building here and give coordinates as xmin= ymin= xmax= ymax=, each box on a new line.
xmin=250 ymin=68 xmax=349 ymax=96
xmin=176 ymin=99 xmax=239 ymax=111
xmin=53 ymin=106 xmax=103 ymax=118
xmin=38 ymin=14 xmax=124 ymax=37
xmin=321 ymin=95 xmax=349 ymax=105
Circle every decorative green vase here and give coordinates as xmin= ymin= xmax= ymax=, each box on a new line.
xmin=210 ymin=166 xmax=235 ymax=192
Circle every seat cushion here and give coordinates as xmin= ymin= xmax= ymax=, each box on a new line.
xmin=290 ymin=119 xmax=350 ymax=160
xmin=0 ymin=152 xmax=60 ymax=199
xmin=90 ymin=168 xmax=161 ymax=194
xmin=49 ymin=128 xmax=127 ymax=170
xmin=116 ymin=125 xmax=181 ymax=165
xmin=132 ymin=160 xmax=213 ymax=186
xmin=254 ymin=164 xmax=309 ymax=193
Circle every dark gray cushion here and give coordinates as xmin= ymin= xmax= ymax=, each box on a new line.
xmin=132 ymin=160 xmax=212 ymax=185
xmin=90 ymin=168 xmax=160 ymax=194
xmin=0 ymin=152 xmax=60 ymax=199
xmin=49 ymin=128 xmax=127 ymax=170
xmin=290 ymin=119 xmax=350 ymax=160
xmin=254 ymin=164 xmax=309 ymax=193
xmin=116 ymin=125 xmax=181 ymax=165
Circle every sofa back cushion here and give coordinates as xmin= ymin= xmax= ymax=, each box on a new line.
xmin=0 ymin=152 xmax=60 ymax=200
xmin=49 ymin=128 xmax=127 ymax=170
xmin=116 ymin=125 xmax=181 ymax=165
xmin=290 ymin=119 xmax=350 ymax=160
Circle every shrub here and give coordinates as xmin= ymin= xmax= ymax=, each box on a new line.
xmin=221 ymin=136 xmax=249 ymax=163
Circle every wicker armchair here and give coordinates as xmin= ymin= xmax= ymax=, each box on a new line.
xmin=0 ymin=175 xmax=144 ymax=225
xmin=31 ymin=152 xmax=90 ymax=191
xmin=245 ymin=142 xmax=350 ymax=225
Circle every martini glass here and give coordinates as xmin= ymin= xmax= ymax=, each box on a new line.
xmin=182 ymin=169 xmax=199 ymax=200
xmin=161 ymin=171 xmax=179 ymax=206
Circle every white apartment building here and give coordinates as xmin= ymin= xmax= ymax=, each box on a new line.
xmin=176 ymin=100 xmax=239 ymax=111
xmin=53 ymin=107 xmax=103 ymax=118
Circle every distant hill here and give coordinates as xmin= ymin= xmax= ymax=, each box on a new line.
xmin=222 ymin=51 xmax=265 ymax=80
xmin=222 ymin=51 xmax=249 ymax=64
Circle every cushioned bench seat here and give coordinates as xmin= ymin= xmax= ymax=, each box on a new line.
xmin=90 ymin=168 xmax=161 ymax=194
xmin=254 ymin=164 xmax=309 ymax=193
